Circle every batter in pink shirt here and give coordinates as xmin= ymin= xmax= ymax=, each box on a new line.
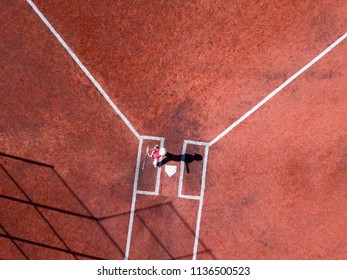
xmin=147 ymin=145 xmax=167 ymax=167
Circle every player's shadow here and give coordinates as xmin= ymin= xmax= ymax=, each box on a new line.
xmin=157 ymin=152 xmax=203 ymax=173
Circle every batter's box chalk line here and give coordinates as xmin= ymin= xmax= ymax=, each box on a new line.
xmin=125 ymin=138 xmax=209 ymax=260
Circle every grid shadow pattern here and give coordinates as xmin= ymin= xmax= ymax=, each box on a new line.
xmin=0 ymin=152 xmax=215 ymax=260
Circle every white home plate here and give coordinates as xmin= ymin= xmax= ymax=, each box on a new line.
xmin=164 ymin=165 xmax=177 ymax=177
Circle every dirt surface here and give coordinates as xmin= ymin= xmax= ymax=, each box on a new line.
xmin=201 ymin=43 xmax=347 ymax=259
xmin=33 ymin=0 xmax=346 ymax=142
xmin=1 ymin=0 xmax=137 ymax=259
xmin=0 ymin=0 xmax=346 ymax=259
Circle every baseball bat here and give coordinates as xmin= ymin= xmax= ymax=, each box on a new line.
xmin=142 ymin=147 xmax=149 ymax=170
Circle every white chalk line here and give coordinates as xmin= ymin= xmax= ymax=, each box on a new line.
xmin=178 ymin=141 xmax=210 ymax=259
xmin=192 ymin=145 xmax=209 ymax=260
xmin=178 ymin=140 xmax=208 ymax=200
xmin=125 ymin=138 xmax=143 ymax=259
xmin=178 ymin=141 xmax=188 ymax=198
xmin=185 ymin=140 xmax=209 ymax=146
xmin=135 ymin=137 xmax=164 ymax=195
xmin=129 ymin=139 xmax=207 ymax=259
xmin=182 ymin=32 xmax=347 ymax=259
xmin=154 ymin=138 xmax=165 ymax=195
xmin=136 ymin=190 xmax=158 ymax=196
xmin=141 ymin=135 xmax=165 ymax=141
xmin=178 ymin=139 xmax=209 ymax=196
xmin=209 ymin=32 xmax=347 ymax=146
xmin=179 ymin=194 xmax=201 ymax=200
xmin=125 ymin=137 xmax=163 ymax=258
xmin=139 ymin=134 xmax=165 ymax=196
xmin=26 ymin=0 xmax=140 ymax=140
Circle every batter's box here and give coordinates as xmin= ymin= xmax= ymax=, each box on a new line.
xmin=178 ymin=140 xmax=209 ymax=200
xmin=136 ymin=136 xmax=165 ymax=195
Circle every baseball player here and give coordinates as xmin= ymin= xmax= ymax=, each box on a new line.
xmin=147 ymin=145 xmax=167 ymax=168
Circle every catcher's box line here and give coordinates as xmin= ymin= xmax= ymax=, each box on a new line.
xmin=26 ymin=0 xmax=140 ymax=140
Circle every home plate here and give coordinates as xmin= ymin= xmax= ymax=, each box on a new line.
xmin=164 ymin=165 xmax=177 ymax=177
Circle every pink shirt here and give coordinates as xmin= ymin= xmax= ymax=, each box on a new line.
xmin=151 ymin=149 xmax=161 ymax=159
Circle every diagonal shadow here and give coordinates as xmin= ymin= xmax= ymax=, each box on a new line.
xmin=0 ymin=164 xmax=78 ymax=260
xmin=135 ymin=212 xmax=174 ymax=260
xmin=0 ymin=194 xmax=95 ymax=221
xmin=51 ymin=168 xmax=126 ymax=257
xmin=174 ymin=249 xmax=214 ymax=260
xmin=0 ymin=224 xmax=29 ymax=260
xmin=98 ymin=202 xmax=172 ymax=221
xmin=0 ymin=230 xmax=103 ymax=260
xmin=0 ymin=193 xmax=173 ymax=223
xmin=0 ymin=152 xmax=125 ymax=258
xmin=168 ymin=202 xmax=217 ymax=260
xmin=0 ymin=152 xmax=53 ymax=168
xmin=0 ymin=152 xmax=216 ymax=260
xmin=133 ymin=201 xmax=216 ymax=260
xmin=0 ymin=188 xmax=179 ymax=260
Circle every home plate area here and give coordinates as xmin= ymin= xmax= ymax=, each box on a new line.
xmin=164 ymin=165 xmax=177 ymax=177
xmin=135 ymin=138 xmax=207 ymax=198
xmin=125 ymin=138 xmax=210 ymax=259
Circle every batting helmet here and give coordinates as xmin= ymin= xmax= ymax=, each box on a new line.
xmin=159 ymin=147 xmax=167 ymax=156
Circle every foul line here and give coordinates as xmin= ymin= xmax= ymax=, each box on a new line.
xmin=209 ymin=32 xmax=347 ymax=146
xmin=26 ymin=0 xmax=140 ymax=140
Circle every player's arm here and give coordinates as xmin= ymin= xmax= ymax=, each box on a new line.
xmin=147 ymin=145 xmax=158 ymax=157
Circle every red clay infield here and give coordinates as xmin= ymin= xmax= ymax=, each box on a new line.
xmin=0 ymin=0 xmax=346 ymax=259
